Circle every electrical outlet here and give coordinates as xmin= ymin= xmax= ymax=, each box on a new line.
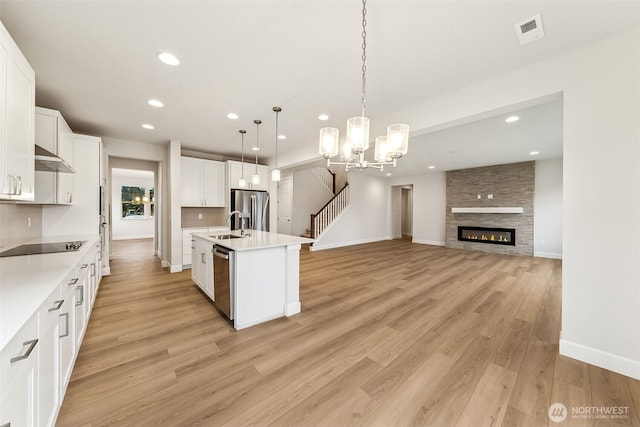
xmin=477 ymin=194 xmax=481 ymax=199
xmin=488 ymin=194 xmax=493 ymax=199
xmin=198 ymin=213 xmax=203 ymax=220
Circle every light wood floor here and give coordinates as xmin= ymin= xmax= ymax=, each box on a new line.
xmin=56 ymin=239 xmax=640 ymax=426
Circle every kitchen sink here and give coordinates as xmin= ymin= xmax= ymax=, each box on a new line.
xmin=210 ymin=234 xmax=246 ymax=240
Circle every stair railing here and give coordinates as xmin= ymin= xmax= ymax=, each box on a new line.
xmin=311 ymin=167 xmax=336 ymax=194
xmin=310 ymin=182 xmax=349 ymax=239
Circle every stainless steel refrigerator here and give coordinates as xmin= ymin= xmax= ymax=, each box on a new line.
xmin=230 ymin=189 xmax=270 ymax=232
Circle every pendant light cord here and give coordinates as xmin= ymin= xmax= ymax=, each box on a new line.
xmin=361 ymin=0 xmax=367 ymax=118
xmin=273 ymin=107 xmax=281 ymax=169
xmin=239 ymin=129 xmax=246 ymax=178
xmin=254 ymin=120 xmax=261 ymax=173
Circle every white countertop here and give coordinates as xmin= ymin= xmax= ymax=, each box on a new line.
xmin=192 ymin=230 xmax=314 ymax=251
xmin=0 ymin=234 xmax=99 ymax=349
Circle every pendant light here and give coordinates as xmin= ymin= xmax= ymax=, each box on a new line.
xmin=238 ymin=130 xmax=247 ymax=188
xmin=252 ymin=120 xmax=261 ymax=186
xmin=272 ymin=106 xmax=282 ymax=182
xmin=318 ymin=0 xmax=409 ymax=171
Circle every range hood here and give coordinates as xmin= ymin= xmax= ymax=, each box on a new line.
xmin=35 ymin=145 xmax=75 ymax=173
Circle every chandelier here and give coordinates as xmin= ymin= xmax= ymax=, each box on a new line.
xmin=318 ymin=0 xmax=409 ymax=171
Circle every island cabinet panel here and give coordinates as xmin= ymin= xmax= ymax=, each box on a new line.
xmin=233 ymin=247 xmax=286 ymax=330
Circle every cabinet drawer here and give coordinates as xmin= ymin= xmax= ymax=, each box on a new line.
xmin=0 ymin=311 xmax=38 ymax=400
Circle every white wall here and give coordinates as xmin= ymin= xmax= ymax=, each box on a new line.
xmin=312 ymin=172 xmax=391 ymax=250
xmin=401 ymin=187 xmax=413 ymax=236
xmin=111 ymin=173 xmax=154 ymax=240
xmin=534 ymin=159 xmax=562 ymax=259
xmin=380 ymin=29 xmax=639 ymax=379
xmin=291 ymin=168 xmax=334 ymax=237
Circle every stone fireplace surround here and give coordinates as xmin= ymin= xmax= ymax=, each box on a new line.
xmin=446 ymin=161 xmax=534 ymax=256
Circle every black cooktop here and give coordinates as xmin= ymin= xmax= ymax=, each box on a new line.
xmin=0 ymin=241 xmax=86 ymax=257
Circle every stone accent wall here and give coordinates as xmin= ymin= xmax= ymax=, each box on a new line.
xmin=446 ymin=161 xmax=534 ymax=256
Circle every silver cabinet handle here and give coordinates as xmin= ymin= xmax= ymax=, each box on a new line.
xmin=201 ymin=252 xmax=206 ymax=264
xmin=16 ymin=176 xmax=22 ymax=195
xmin=48 ymin=299 xmax=64 ymax=312
xmin=59 ymin=312 xmax=70 ymax=338
xmin=68 ymin=278 xmax=79 ymax=286
xmin=75 ymin=285 xmax=84 ymax=306
xmin=91 ymin=263 xmax=96 ymax=277
xmin=80 ymin=264 xmax=88 ymax=269
xmin=10 ymin=339 xmax=38 ymax=363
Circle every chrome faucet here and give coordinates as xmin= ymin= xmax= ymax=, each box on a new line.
xmin=226 ymin=210 xmax=246 ymax=235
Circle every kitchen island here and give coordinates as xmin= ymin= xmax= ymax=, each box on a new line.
xmin=191 ymin=230 xmax=313 ymax=330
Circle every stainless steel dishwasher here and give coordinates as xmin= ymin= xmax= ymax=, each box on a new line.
xmin=212 ymin=244 xmax=233 ymax=320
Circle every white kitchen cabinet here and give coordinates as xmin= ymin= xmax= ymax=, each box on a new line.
xmin=183 ymin=226 xmax=228 ymax=268
xmin=0 ymin=21 xmax=35 ymax=201
xmin=38 ymin=287 xmax=63 ymax=427
xmin=58 ymin=283 xmax=75 ymax=401
xmin=181 ymin=157 xmax=225 ymax=207
xmin=0 ymin=311 xmax=38 ymax=427
xmin=227 ymin=160 xmax=269 ymax=191
xmin=74 ymin=261 xmax=90 ymax=348
xmin=34 ymin=107 xmax=75 ymax=204
xmin=183 ymin=228 xmax=207 ymax=267
xmin=192 ymin=238 xmax=214 ymax=300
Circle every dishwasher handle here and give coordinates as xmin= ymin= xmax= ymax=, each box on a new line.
xmin=212 ymin=246 xmax=230 ymax=260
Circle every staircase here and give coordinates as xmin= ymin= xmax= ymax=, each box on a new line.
xmin=309 ymin=182 xmax=349 ymax=239
xmin=310 ymin=167 xmax=336 ymax=194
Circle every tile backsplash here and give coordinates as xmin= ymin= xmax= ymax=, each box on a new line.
xmin=0 ymin=203 xmax=43 ymax=248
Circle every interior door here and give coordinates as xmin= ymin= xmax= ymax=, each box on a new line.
xmin=277 ymin=177 xmax=292 ymax=235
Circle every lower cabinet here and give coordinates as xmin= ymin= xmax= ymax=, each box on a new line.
xmin=0 ymin=242 xmax=100 ymax=427
xmin=58 ymin=289 xmax=75 ymax=400
xmin=192 ymin=238 xmax=214 ymax=300
xmin=0 ymin=313 xmax=39 ymax=427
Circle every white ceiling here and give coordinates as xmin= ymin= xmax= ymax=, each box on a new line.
xmin=1 ymin=1 xmax=639 ymax=175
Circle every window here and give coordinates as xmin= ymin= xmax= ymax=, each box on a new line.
xmin=121 ymin=186 xmax=154 ymax=218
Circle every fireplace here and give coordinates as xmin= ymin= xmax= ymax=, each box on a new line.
xmin=458 ymin=226 xmax=515 ymax=246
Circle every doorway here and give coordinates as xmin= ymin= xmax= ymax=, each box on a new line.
xmin=391 ymin=185 xmax=413 ymax=240
xmin=107 ymin=157 xmax=162 ymax=265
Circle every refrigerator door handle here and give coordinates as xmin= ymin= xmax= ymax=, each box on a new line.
xmin=250 ymin=194 xmax=256 ymax=230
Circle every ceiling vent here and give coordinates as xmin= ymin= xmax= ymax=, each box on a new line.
xmin=515 ymin=14 xmax=544 ymax=45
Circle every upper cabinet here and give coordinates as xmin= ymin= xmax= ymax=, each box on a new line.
xmin=34 ymin=107 xmax=75 ymax=204
xmin=0 ymin=21 xmax=35 ymax=201
xmin=227 ymin=160 xmax=269 ymax=192
xmin=181 ymin=157 xmax=225 ymax=207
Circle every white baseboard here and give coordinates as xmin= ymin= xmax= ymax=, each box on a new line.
xmin=560 ymin=338 xmax=640 ymax=380
xmin=169 ymin=264 xmax=183 ymax=273
xmin=534 ymin=251 xmax=563 ymax=259
xmin=285 ymin=301 xmax=301 ymax=316
xmin=412 ymin=239 xmax=446 ymax=246
xmin=310 ymin=236 xmax=391 ymax=251
xmin=112 ymin=235 xmax=154 ymax=240
xmin=101 ymin=266 xmax=111 ymax=276
xmin=161 ymin=260 xmax=170 ymax=268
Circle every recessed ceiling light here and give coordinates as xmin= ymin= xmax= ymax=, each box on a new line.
xmin=386 ymin=173 xmax=392 ymax=176
xmin=227 ymin=113 xmax=239 ymax=120
xmin=428 ymin=165 xmax=435 ymax=169
xmin=157 ymin=52 xmax=179 ymax=66
xmin=529 ymin=151 xmax=539 ymax=155
xmin=278 ymin=134 xmax=286 ymax=140
xmin=251 ymin=147 xmax=260 ymax=151
xmin=505 ymin=115 xmax=520 ymax=123
xmin=148 ymin=99 xmax=164 ymax=108
xmin=318 ymin=114 xmax=329 ymax=121
xmin=142 ymin=123 xmax=155 ymax=130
